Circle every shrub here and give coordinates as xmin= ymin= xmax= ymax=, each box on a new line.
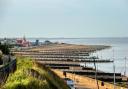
xmin=0 ymin=50 xmax=3 ymax=65
xmin=0 ymin=43 xmax=10 ymax=55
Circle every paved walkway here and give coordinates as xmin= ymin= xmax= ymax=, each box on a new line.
xmin=52 ymin=69 xmax=126 ymax=89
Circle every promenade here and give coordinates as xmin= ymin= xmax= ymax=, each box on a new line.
xmin=53 ymin=69 xmax=126 ymax=89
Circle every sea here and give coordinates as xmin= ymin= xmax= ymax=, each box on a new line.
xmin=28 ymin=37 xmax=128 ymax=76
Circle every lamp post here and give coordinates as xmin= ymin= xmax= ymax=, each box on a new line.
xmin=113 ymin=49 xmax=116 ymax=89
xmin=124 ymin=57 xmax=127 ymax=76
xmin=94 ymin=58 xmax=99 ymax=89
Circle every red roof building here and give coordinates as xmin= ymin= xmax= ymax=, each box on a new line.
xmin=16 ymin=37 xmax=30 ymax=47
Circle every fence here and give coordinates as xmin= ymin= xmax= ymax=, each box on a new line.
xmin=0 ymin=58 xmax=16 ymax=85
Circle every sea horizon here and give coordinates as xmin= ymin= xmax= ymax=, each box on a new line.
xmin=0 ymin=37 xmax=128 ymax=39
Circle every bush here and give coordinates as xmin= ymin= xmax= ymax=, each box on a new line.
xmin=0 ymin=50 xmax=3 ymax=65
xmin=0 ymin=43 xmax=10 ymax=55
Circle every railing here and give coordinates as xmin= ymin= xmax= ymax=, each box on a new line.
xmin=0 ymin=58 xmax=16 ymax=85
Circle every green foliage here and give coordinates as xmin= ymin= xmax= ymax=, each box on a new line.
xmin=0 ymin=50 xmax=3 ymax=64
xmin=3 ymin=57 xmax=69 ymax=89
xmin=0 ymin=43 xmax=10 ymax=55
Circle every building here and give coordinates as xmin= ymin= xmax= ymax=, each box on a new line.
xmin=35 ymin=39 xmax=39 ymax=46
xmin=16 ymin=37 xmax=30 ymax=47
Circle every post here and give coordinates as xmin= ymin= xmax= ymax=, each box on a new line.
xmin=113 ymin=49 xmax=116 ymax=89
xmin=124 ymin=57 xmax=127 ymax=76
xmin=94 ymin=59 xmax=99 ymax=89
xmin=113 ymin=64 xmax=115 ymax=89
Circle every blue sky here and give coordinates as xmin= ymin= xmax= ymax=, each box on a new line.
xmin=0 ymin=0 xmax=128 ymax=38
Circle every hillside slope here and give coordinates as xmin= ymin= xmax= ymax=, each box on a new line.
xmin=2 ymin=57 xmax=69 ymax=89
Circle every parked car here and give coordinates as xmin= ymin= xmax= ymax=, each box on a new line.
xmin=63 ymin=78 xmax=75 ymax=89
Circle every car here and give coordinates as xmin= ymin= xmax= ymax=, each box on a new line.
xmin=63 ymin=78 xmax=75 ymax=89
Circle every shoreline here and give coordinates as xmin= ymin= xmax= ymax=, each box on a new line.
xmin=12 ymin=43 xmax=127 ymax=88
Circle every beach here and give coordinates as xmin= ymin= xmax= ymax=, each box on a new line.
xmin=28 ymin=38 xmax=128 ymax=76
xmin=12 ymin=41 xmax=128 ymax=88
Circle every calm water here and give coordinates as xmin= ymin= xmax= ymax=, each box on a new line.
xmin=28 ymin=38 xmax=128 ymax=75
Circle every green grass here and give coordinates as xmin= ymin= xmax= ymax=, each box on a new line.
xmin=3 ymin=57 xmax=69 ymax=89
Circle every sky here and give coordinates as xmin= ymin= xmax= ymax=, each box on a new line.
xmin=0 ymin=0 xmax=128 ymax=38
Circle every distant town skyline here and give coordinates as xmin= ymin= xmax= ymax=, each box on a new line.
xmin=0 ymin=0 xmax=128 ymax=38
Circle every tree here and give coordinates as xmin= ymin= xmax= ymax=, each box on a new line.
xmin=0 ymin=50 xmax=3 ymax=65
xmin=0 ymin=43 xmax=10 ymax=55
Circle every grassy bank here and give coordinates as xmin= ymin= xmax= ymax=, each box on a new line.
xmin=2 ymin=57 xmax=69 ymax=89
